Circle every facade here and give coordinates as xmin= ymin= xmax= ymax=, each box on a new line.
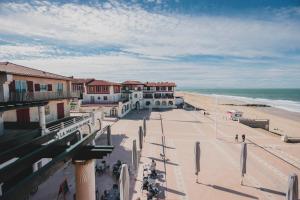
xmin=121 ymin=80 xmax=144 ymax=110
xmin=0 ymin=62 xmax=78 ymax=134
xmin=73 ymin=79 xmax=177 ymax=118
xmin=83 ymin=80 xmax=122 ymax=104
xmin=143 ymin=82 xmax=176 ymax=109
xmin=71 ymin=78 xmax=94 ymax=99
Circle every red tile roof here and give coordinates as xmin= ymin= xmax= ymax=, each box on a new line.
xmin=0 ymin=62 xmax=71 ymax=80
xmin=122 ymin=80 xmax=143 ymax=85
xmin=87 ymin=80 xmax=121 ymax=86
xmin=71 ymin=78 xmax=94 ymax=84
xmin=144 ymin=82 xmax=176 ymax=87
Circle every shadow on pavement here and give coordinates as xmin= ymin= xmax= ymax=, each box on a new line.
xmin=147 ymin=156 xmax=179 ymax=166
xmin=198 ymin=182 xmax=259 ymax=199
xmin=243 ymin=184 xmax=286 ymax=196
xmin=150 ymin=142 xmax=176 ymax=149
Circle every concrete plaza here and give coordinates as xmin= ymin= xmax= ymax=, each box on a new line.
xmin=31 ymin=108 xmax=299 ymax=200
xmin=112 ymin=108 xmax=299 ymax=200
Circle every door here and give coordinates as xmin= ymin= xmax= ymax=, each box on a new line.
xmin=16 ymin=108 xmax=30 ymax=126
xmin=57 ymin=103 xmax=64 ymax=119
xmin=90 ymin=96 xmax=95 ymax=104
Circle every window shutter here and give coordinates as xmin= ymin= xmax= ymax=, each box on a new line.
xmin=9 ymin=80 xmax=16 ymax=92
xmin=48 ymin=84 xmax=52 ymax=91
xmin=27 ymin=81 xmax=34 ymax=92
xmin=35 ymin=84 xmax=40 ymax=91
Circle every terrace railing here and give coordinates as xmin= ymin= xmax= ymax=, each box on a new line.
xmin=7 ymin=91 xmax=80 ymax=103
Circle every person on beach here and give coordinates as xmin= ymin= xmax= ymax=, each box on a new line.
xmin=235 ymin=134 xmax=239 ymax=142
xmin=242 ymin=134 xmax=246 ymax=142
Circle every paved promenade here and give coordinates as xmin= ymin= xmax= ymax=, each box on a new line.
xmin=114 ymin=109 xmax=299 ymax=200
xmin=31 ymin=109 xmax=299 ymax=199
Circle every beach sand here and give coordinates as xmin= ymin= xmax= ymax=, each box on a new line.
xmin=177 ymin=91 xmax=300 ymax=138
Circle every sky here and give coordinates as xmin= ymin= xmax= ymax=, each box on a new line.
xmin=0 ymin=0 xmax=300 ymax=88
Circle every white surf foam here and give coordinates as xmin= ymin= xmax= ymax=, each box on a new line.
xmin=213 ymin=94 xmax=300 ymax=113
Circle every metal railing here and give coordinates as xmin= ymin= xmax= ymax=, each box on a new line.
xmin=47 ymin=115 xmax=90 ymax=133
xmin=7 ymin=91 xmax=80 ymax=102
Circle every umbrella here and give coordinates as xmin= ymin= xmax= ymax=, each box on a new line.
xmin=286 ymin=173 xmax=298 ymax=200
xmin=143 ymin=118 xmax=147 ymax=137
xmin=132 ymin=140 xmax=138 ymax=173
xmin=194 ymin=141 xmax=201 ymax=183
xmin=139 ymin=126 xmax=143 ymax=149
xmin=119 ymin=164 xmax=130 ymax=200
xmin=240 ymin=142 xmax=247 ymax=185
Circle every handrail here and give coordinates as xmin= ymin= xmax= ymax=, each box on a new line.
xmin=6 ymin=91 xmax=80 ymax=103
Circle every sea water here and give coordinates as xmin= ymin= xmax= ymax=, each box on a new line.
xmin=179 ymin=88 xmax=300 ymax=113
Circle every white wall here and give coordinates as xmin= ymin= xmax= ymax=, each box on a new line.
xmin=83 ymin=93 xmax=121 ymax=103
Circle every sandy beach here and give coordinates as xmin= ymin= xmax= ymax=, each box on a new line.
xmin=177 ymin=91 xmax=300 ymax=138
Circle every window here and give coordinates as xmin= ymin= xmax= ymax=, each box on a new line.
xmin=169 ymin=101 xmax=173 ymax=105
xmin=103 ymin=86 xmax=108 ymax=91
xmin=56 ymin=83 xmax=63 ymax=92
xmin=15 ymin=80 xmax=27 ymax=92
xmin=104 ymin=96 xmax=108 ymax=100
xmin=156 ymin=86 xmax=159 ymax=91
xmin=162 ymin=101 xmax=167 ymax=106
xmin=40 ymin=84 xmax=48 ymax=92
xmin=168 ymin=86 xmax=172 ymax=91
xmin=155 ymin=101 xmax=160 ymax=106
xmin=161 ymin=87 xmax=166 ymax=91
xmin=146 ymin=101 xmax=151 ymax=106
xmin=97 ymin=96 xmax=101 ymax=100
xmin=134 ymin=94 xmax=138 ymax=98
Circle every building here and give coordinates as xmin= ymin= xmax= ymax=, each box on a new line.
xmin=71 ymin=79 xmax=177 ymax=118
xmin=143 ymin=82 xmax=176 ymax=109
xmin=80 ymin=80 xmax=131 ymax=117
xmin=121 ymin=80 xmax=144 ymax=110
xmin=71 ymin=78 xmax=94 ymax=99
xmin=0 ymin=62 xmax=79 ymax=134
xmin=0 ymin=62 xmax=109 ymax=200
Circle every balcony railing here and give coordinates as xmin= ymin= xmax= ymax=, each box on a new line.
xmin=7 ymin=91 xmax=80 ymax=103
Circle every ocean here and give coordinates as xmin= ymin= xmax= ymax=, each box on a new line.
xmin=179 ymin=88 xmax=300 ymax=113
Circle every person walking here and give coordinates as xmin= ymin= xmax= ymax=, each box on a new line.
xmin=235 ymin=134 xmax=239 ymax=143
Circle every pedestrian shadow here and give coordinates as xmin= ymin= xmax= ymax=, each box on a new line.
xmin=158 ymin=185 xmax=186 ymax=199
xmin=198 ymin=182 xmax=259 ymax=199
xmin=149 ymin=142 xmax=176 ymax=149
xmin=243 ymin=184 xmax=286 ymax=196
xmin=147 ymin=156 xmax=179 ymax=166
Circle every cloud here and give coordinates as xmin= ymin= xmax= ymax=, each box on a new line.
xmin=1 ymin=1 xmax=300 ymax=59
xmin=0 ymin=1 xmax=299 ymax=87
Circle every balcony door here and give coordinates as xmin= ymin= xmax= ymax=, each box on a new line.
xmin=16 ymin=108 xmax=30 ymax=126
xmin=57 ymin=103 xmax=65 ymax=119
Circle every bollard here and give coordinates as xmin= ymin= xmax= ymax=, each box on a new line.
xmin=139 ymin=127 xmax=143 ymax=150
xmin=143 ymin=118 xmax=146 ymax=137
xmin=107 ymin=125 xmax=112 ymax=145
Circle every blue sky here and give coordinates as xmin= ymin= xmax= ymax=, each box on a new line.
xmin=0 ymin=0 xmax=300 ymax=88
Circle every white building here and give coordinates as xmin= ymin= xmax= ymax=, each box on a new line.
xmin=143 ymin=82 xmax=176 ymax=109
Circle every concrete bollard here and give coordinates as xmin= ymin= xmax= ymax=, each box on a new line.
xmin=139 ymin=126 xmax=143 ymax=150
xmin=107 ymin=125 xmax=112 ymax=145
xmin=143 ymin=118 xmax=146 ymax=137
xmin=281 ymin=134 xmax=289 ymax=143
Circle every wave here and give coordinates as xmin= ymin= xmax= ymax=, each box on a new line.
xmin=186 ymin=91 xmax=300 ymax=113
xmin=214 ymin=94 xmax=300 ymax=113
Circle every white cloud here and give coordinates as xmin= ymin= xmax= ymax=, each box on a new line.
xmin=0 ymin=44 xmax=53 ymax=58
xmin=1 ymin=2 xmax=300 ymax=59
xmin=1 ymin=1 xmax=300 ymax=87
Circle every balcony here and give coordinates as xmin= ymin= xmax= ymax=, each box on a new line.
xmin=6 ymin=91 xmax=80 ymax=103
